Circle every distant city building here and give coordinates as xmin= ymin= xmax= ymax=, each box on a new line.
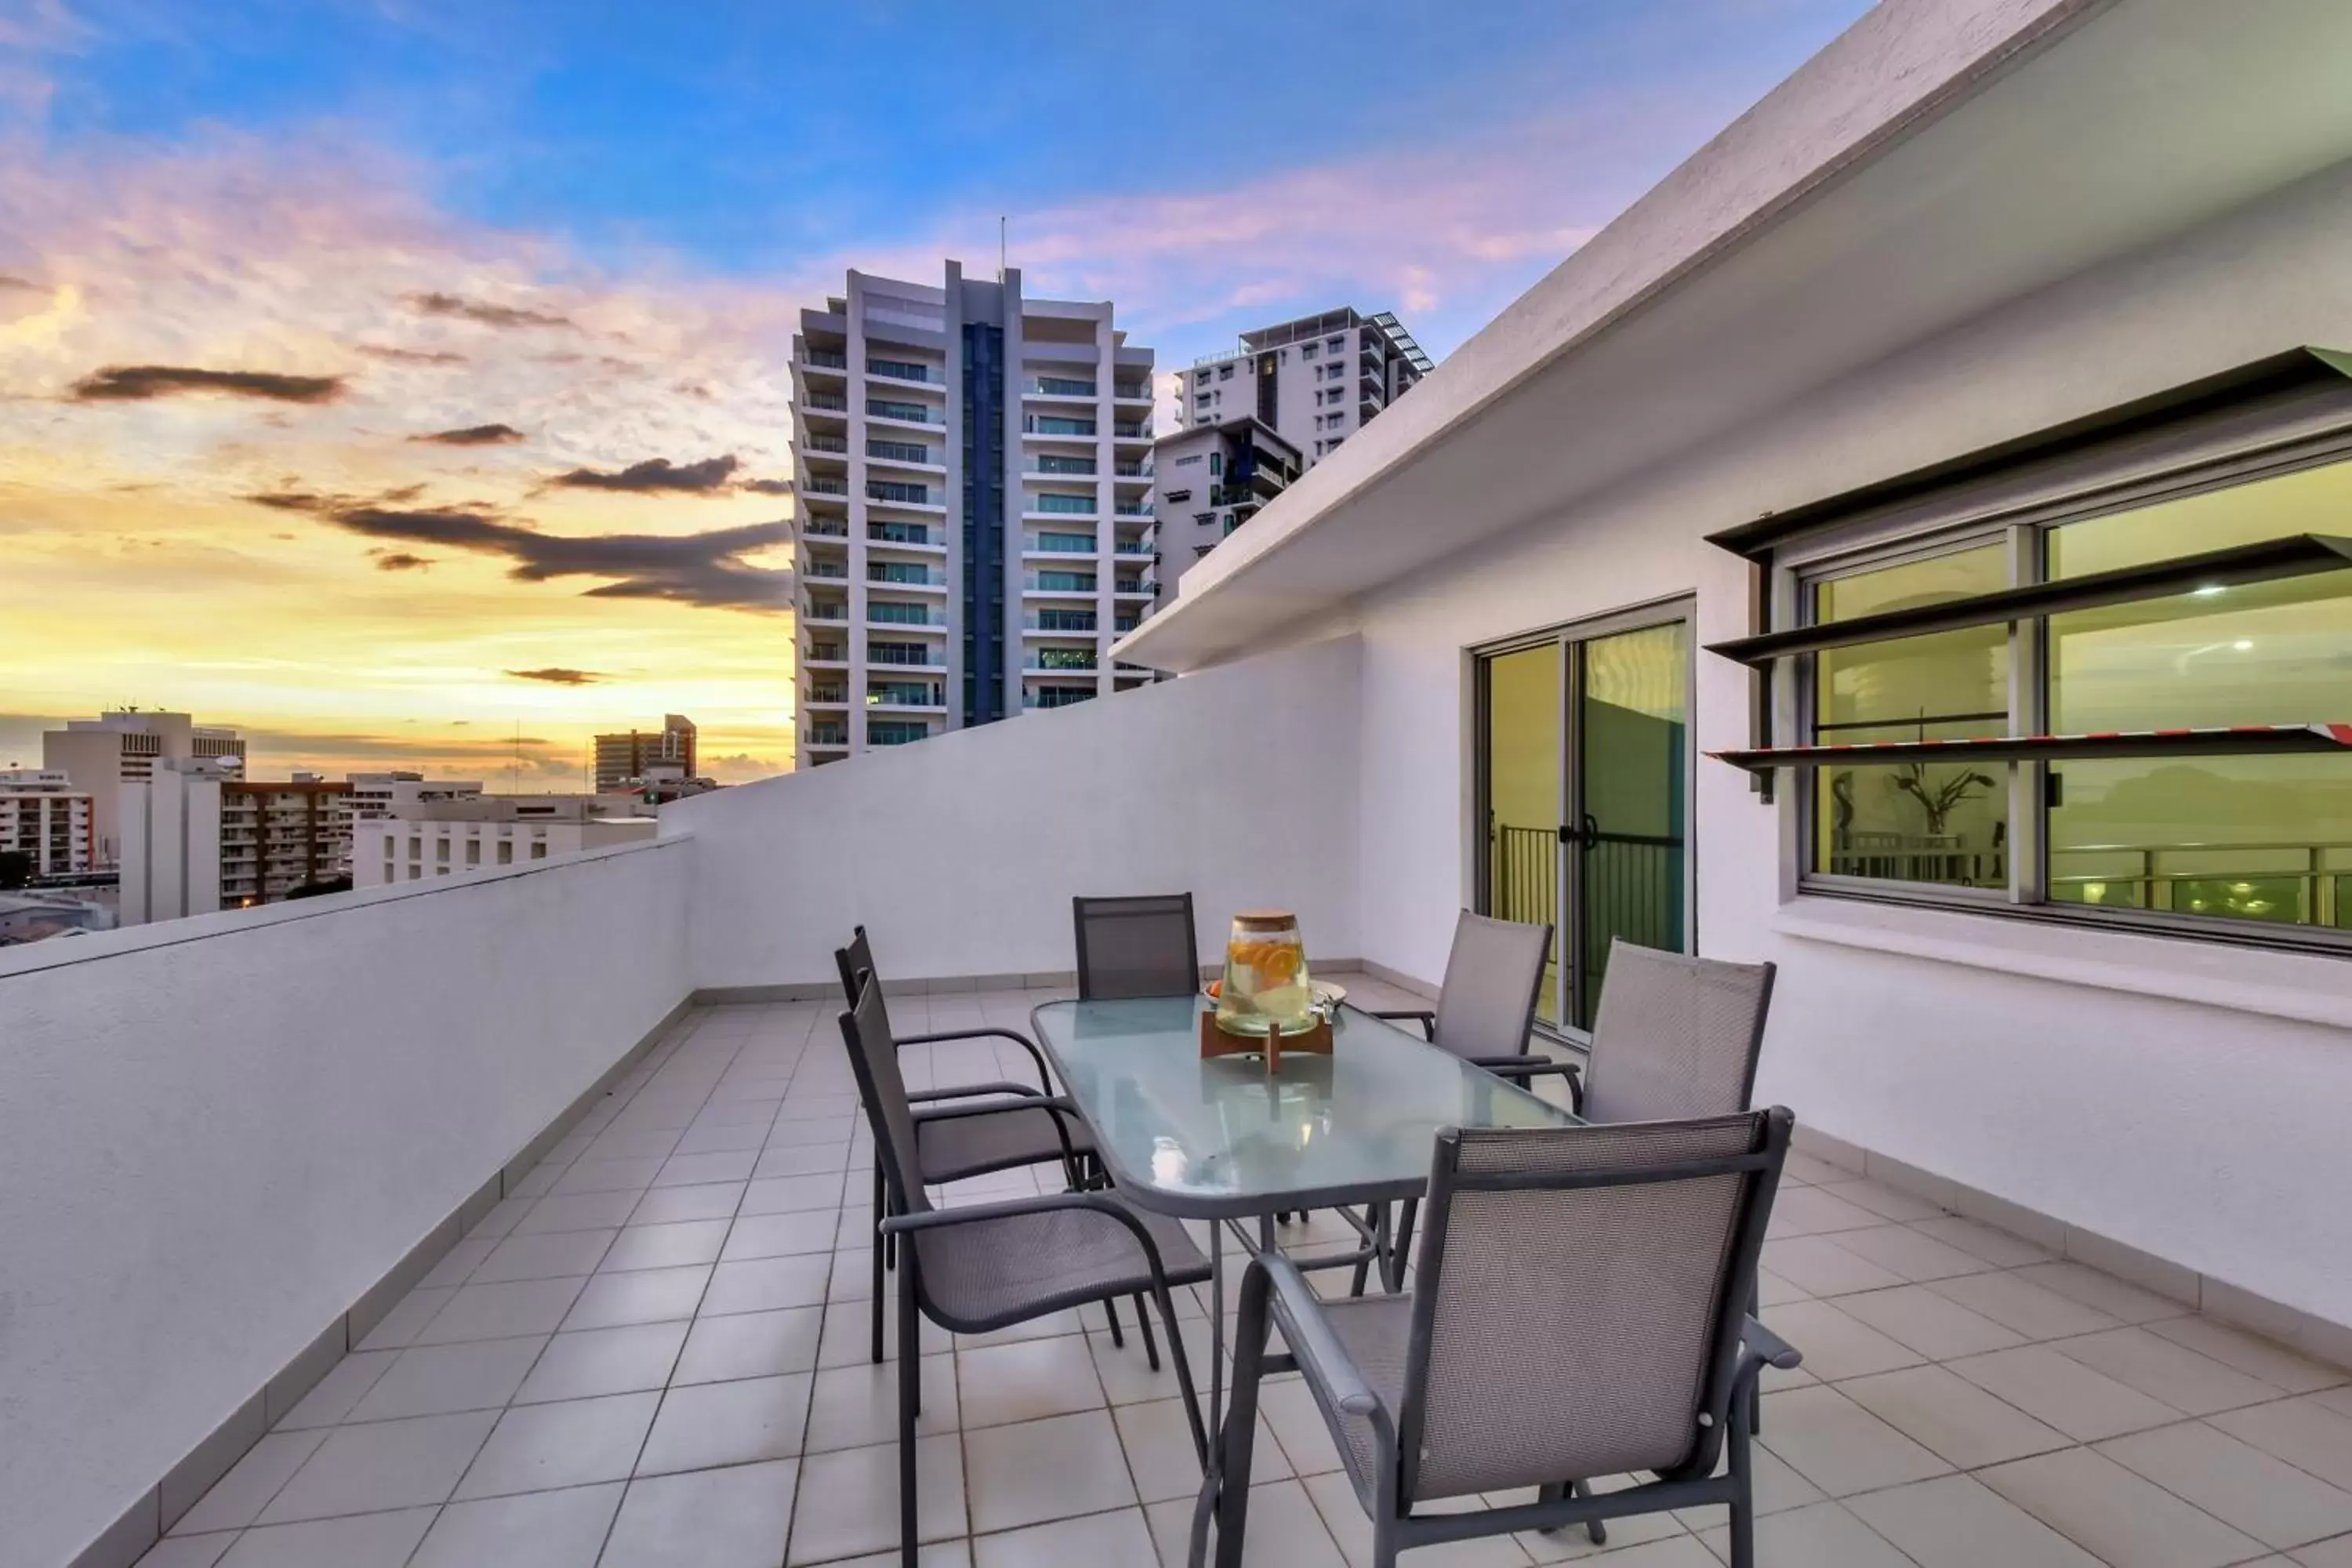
xmin=346 ymin=771 xmax=485 ymax=820
xmin=1174 ymin=307 xmax=1432 ymax=466
xmin=593 ymin=717 xmax=697 ymax=793
xmin=352 ymin=794 xmax=658 ymax=890
xmin=120 ymin=764 xmax=352 ymax=924
xmin=618 ymin=762 xmax=721 ymax=805
xmin=1148 ymin=418 xmax=1302 ymax=612
xmin=0 ymin=890 xmax=117 ymax=946
xmin=42 ymin=710 xmax=246 ymax=866
xmin=790 ymin=262 xmax=1157 ymax=764
xmin=0 ymin=769 xmax=96 ymax=877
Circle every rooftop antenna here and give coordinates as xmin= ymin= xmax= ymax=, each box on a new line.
xmin=999 ymin=216 xmax=1007 ymax=283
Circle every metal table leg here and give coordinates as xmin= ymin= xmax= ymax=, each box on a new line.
xmin=1189 ymin=1220 xmax=1225 ymax=1566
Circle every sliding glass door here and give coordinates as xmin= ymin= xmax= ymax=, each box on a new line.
xmin=1478 ymin=609 xmax=1691 ymax=1031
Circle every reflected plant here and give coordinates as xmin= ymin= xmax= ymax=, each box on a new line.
xmin=1889 ymin=761 xmax=1998 ymax=837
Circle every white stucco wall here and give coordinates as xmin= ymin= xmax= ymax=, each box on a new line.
xmin=673 ymin=634 xmax=1363 ymax=993
xmin=1345 ymin=161 xmax=2352 ymax=1325
xmin=0 ymin=837 xmax=692 ymax=1568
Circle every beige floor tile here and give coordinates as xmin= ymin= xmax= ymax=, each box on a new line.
xmin=2213 ymin=1397 xmax=2352 ymax=1493
xmin=1542 ymin=1540 xmax=1713 ymax=1567
xmin=1758 ymin=1237 xmax=1905 ymax=1299
xmin=1822 ymin=1225 xmax=1993 ymax=1284
xmin=350 ymin=1334 xmax=549 ymax=1421
xmin=787 ymin=1434 xmax=967 ymax=1565
xmin=410 ymin=1482 xmax=625 ymax=1568
xmin=601 ymin=1460 xmax=798 ymax=1568
xmin=806 ymin=1356 xmax=961 ymax=1454
xmin=1117 ymin=1397 xmax=1285 ymax=1504
xmin=514 ymin=1192 xmax=644 ymax=1239
xmin=1762 ymin=1188 xmax=1885 ymax=1239
xmin=2013 ymin=1262 xmax=2194 ymax=1325
xmin=168 ymin=1431 xmax=327 ymax=1535
xmin=1753 ymin=1386 xmax=1951 ymax=1497
xmin=1978 ymin=1446 xmax=2267 ymax=1568
xmin=1301 ymin=1470 xmax=1534 ymax=1566
xmin=2059 ymin=1327 xmax=2287 ymax=1415
xmin=414 ymin=1276 xmax=587 ymax=1344
xmin=675 ymin=1305 xmax=824 ymax=1385
xmin=260 ymin=1408 xmax=499 ymax=1524
xmin=704 ymin=1254 xmax=833 ymax=1316
xmin=637 ymin=1371 xmax=812 ymax=1474
xmin=820 ymin=1538 xmax=975 ymax=1567
xmin=2153 ymin=1319 xmax=2349 ymax=1396
xmin=1693 ymin=1500 xmax=1911 ymax=1567
xmin=1925 ymin=1269 xmax=2121 ymax=1341
xmin=452 ymin=1391 xmax=659 ymax=1501
xmin=1088 ymin=1321 xmax=1218 ymax=1409
xmin=724 ymin=1208 xmax=840 ymax=1261
xmin=628 ymin=1181 xmax=747 ymax=1226
xmin=133 ymin=1536 xmax=236 ymax=1568
xmin=2100 ymin=1421 xmax=2352 ymax=1550
xmin=2293 ymin=1534 xmax=2352 ymax=1566
xmin=1845 ymin=1474 xmax=2101 ymax=1566
xmin=1947 ymin=1344 xmax=2184 ymax=1441
xmin=1816 ymin=1179 xmax=1947 ymax=1224
xmin=958 ymin=1335 xmax=1109 ymax=1430
xmin=972 ymin=1506 xmax=1159 ymax=1568
xmin=471 ymin=1227 xmax=618 ymax=1283
xmin=964 ymin=1410 xmax=1138 ymax=1534
xmin=215 ymin=1508 xmax=438 ymax=1568
xmin=1907 ymin=1215 xmax=2057 ymax=1268
xmin=1752 ymin=1299 xmax=1925 ymax=1382
xmin=1838 ymin=1364 xmax=2072 ymax=1468
xmin=1836 ymin=1284 xmax=2024 ymax=1360
xmin=600 ymin=1218 xmax=731 ymax=1273
xmin=270 ymin=1350 xmax=397 ymax=1430
xmin=1257 ymin=1376 xmax=1348 ymax=1478
xmin=1144 ymin=1479 xmax=1347 ymax=1568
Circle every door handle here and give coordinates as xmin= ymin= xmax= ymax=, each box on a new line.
xmin=1556 ymin=822 xmax=1582 ymax=848
xmin=1577 ymin=813 xmax=1599 ymax=852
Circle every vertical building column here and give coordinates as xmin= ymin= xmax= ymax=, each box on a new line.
xmin=845 ymin=272 xmax=870 ymax=752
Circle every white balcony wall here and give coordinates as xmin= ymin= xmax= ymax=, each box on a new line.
xmin=1343 ymin=155 xmax=2352 ymax=1330
xmin=673 ymin=634 xmax=1362 ymax=991
xmin=0 ymin=838 xmax=692 ymax=1568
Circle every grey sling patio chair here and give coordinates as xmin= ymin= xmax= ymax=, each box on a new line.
xmin=1348 ymin=909 xmax=1552 ymax=1290
xmin=841 ymin=971 xmax=1213 ymax=1568
xmin=838 ymin=927 xmax=1152 ymax=1366
xmin=1203 ymin=1109 xmax=1802 ymax=1568
xmin=1072 ymin=891 xmax=1201 ymax=999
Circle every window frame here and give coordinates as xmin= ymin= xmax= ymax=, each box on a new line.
xmin=1773 ymin=416 xmax=2352 ymax=954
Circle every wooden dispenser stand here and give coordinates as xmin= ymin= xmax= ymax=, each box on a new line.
xmin=1201 ymin=1007 xmax=1333 ymax=1070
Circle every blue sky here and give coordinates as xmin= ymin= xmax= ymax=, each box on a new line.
xmin=22 ymin=0 xmax=1869 ymax=360
xmin=0 ymin=0 xmax=1868 ymax=779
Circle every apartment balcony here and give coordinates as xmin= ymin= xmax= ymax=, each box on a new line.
xmin=867 ymin=521 xmax=943 ymax=549
xmin=804 ymin=684 xmax=848 ymax=706
xmin=865 ymin=604 xmax=945 ymax=629
xmin=800 ymin=432 xmax=848 ymax=456
xmin=1021 ymin=416 xmax=1097 ymax=438
xmin=1022 ymin=376 xmax=1096 ymax=399
xmin=800 ymin=517 xmax=848 ymax=539
xmin=1023 ymin=653 xmax=1098 ymax=673
xmin=800 ymin=476 xmax=848 ymax=498
xmin=801 ymin=642 xmax=846 ymax=665
xmin=866 ymin=399 xmax=944 ymax=429
xmin=866 ymin=438 xmax=941 ymax=470
xmin=798 ymin=391 xmax=848 ymax=415
xmin=866 ymin=564 xmax=946 ymax=590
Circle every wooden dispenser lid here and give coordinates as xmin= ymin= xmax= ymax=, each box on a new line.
xmin=1232 ymin=909 xmax=1297 ymax=931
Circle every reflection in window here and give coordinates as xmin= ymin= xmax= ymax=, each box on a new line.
xmin=2044 ymin=460 xmax=2352 ymax=931
xmin=1810 ymin=546 xmax=2010 ymax=888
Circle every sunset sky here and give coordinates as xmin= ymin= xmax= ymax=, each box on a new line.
xmin=0 ymin=0 xmax=1864 ymax=786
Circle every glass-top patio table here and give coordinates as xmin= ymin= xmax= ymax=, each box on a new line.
xmin=1029 ymin=993 xmax=1581 ymax=1554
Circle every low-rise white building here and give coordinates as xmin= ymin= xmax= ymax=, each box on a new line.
xmin=352 ymin=795 xmax=657 ymax=888
xmin=0 ymin=770 xmax=96 ymax=877
xmin=344 ymin=772 xmax=483 ymax=821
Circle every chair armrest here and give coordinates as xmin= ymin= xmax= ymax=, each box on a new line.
xmin=1742 ymin=1314 xmax=1802 ymax=1371
xmin=1369 ymin=1009 xmax=1437 ymax=1041
xmin=1471 ymin=1054 xmax=1584 ymax=1112
xmin=906 ymin=1080 xmax=1044 ymax=1105
xmin=1733 ymin=1312 xmax=1803 ymax=1403
xmin=897 ymin=1025 xmax=1054 ymax=1093
xmin=1246 ymin=1254 xmax=1385 ymax=1418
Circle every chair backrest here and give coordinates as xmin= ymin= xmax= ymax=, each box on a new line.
xmin=835 ymin=967 xmax=931 ymax=1217
xmin=1428 ymin=910 xmax=1552 ymax=1061
xmin=834 ymin=924 xmax=877 ymax=1007
xmin=1072 ymin=893 xmax=1199 ymax=1000
xmin=1396 ymin=1108 xmax=1791 ymax=1502
xmin=1581 ymin=940 xmax=1775 ymax=1124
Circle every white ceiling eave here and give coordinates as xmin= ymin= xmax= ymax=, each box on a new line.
xmin=1116 ymin=0 xmax=2352 ymax=673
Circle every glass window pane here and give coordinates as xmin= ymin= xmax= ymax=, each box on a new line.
xmin=2046 ymin=458 xmax=2352 ymax=932
xmin=1809 ymin=544 xmax=2012 ymax=888
xmin=1482 ymin=644 xmax=1561 ymax=1024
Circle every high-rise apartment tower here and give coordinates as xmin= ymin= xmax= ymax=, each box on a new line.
xmin=790 ymin=263 xmax=1156 ymax=764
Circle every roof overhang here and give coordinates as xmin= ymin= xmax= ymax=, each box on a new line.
xmin=1117 ymin=0 xmax=2352 ymax=673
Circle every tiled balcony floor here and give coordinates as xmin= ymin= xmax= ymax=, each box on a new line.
xmin=145 ymin=985 xmax=2352 ymax=1567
